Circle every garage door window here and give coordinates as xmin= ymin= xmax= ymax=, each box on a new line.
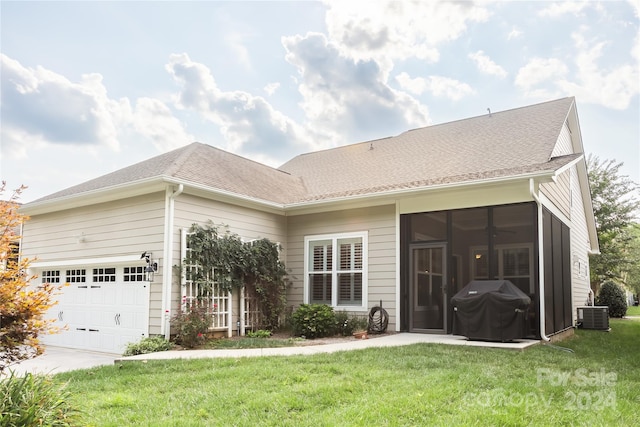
xmin=124 ymin=266 xmax=145 ymax=282
xmin=93 ymin=267 xmax=116 ymax=282
xmin=41 ymin=270 xmax=61 ymax=284
xmin=66 ymin=269 xmax=86 ymax=283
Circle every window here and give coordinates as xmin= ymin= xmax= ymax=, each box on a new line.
xmin=124 ymin=266 xmax=145 ymax=282
xmin=92 ymin=267 xmax=116 ymax=282
xmin=471 ymin=244 xmax=533 ymax=294
xmin=41 ymin=270 xmax=61 ymax=284
xmin=66 ymin=269 xmax=86 ymax=283
xmin=305 ymin=232 xmax=367 ymax=309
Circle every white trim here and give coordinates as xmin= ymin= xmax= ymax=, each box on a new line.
xmin=538 ymin=192 xmax=572 ymax=226
xmin=161 ymin=184 xmax=183 ymax=338
xmin=303 ymin=231 xmax=369 ymax=311
xmin=395 ymin=201 xmax=401 ymax=332
xmin=30 ymin=254 xmax=144 ymax=268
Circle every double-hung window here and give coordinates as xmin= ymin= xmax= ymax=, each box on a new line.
xmin=305 ymin=232 xmax=368 ymax=310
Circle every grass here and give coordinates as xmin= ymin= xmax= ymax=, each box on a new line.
xmin=626 ymin=305 xmax=640 ymax=316
xmin=55 ymin=318 xmax=640 ymax=426
xmin=204 ymin=336 xmax=304 ymax=349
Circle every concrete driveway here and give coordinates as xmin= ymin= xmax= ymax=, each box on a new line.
xmin=4 ymin=346 xmax=118 ymax=377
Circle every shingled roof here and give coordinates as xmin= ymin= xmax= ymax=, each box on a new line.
xmin=279 ymin=97 xmax=578 ymax=201
xmin=33 ymin=143 xmax=307 ymax=204
xmin=29 ymin=97 xmax=579 ymax=207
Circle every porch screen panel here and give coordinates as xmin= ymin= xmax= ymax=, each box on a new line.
xmin=552 ymin=215 xmax=565 ymax=333
xmin=562 ymin=224 xmax=573 ymax=329
xmin=309 ymin=240 xmax=332 ymax=305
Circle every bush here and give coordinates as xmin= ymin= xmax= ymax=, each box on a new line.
xmin=335 ymin=311 xmax=369 ymax=336
xmin=595 ymin=280 xmax=628 ymax=318
xmin=123 ymin=336 xmax=173 ymax=356
xmin=291 ymin=304 xmax=336 ymax=338
xmin=246 ymin=329 xmax=272 ymax=338
xmin=171 ymin=305 xmax=212 ymax=348
xmin=0 ymin=371 xmax=79 ymax=426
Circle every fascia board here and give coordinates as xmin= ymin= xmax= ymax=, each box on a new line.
xmin=19 ymin=177 xmax=168 ymax=216
xmin=283 ymin=170 xmax=557 ymax=214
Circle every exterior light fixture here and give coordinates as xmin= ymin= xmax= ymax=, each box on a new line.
xmin=141 ymin=251 xmax=158 ymax=282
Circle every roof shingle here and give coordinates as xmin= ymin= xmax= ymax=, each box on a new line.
xmin=29 ymin=97 xmax=577 ymax=207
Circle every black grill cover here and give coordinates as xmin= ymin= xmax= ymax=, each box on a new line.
xmin=452 ymin=280 xmax=531 ymax=342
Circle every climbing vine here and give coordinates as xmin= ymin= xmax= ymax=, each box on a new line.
xmin=185 ymin=222 xmax=288 ymax=330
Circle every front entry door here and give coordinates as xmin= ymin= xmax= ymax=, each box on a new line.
xmin=410 ymin=244 xmax=447 ymax=332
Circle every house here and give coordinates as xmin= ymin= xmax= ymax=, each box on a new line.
xmin=20 ymin=97 xmax=599 ymax=353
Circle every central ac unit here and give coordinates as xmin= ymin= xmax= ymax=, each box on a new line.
xmin=577 ymin=306 xmax=609 ymax=330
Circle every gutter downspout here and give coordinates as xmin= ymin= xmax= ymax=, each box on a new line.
xmin=161 ymin=184 xmax=184 ymax=339
xmin=530 ymin=178 xmax=550 ymax=342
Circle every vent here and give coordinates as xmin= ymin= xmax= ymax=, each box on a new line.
xmin=577 ymin=306 xmax=609 ymax=330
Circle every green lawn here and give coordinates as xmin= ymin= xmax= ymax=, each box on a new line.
xmin=57 ymin=318 xmax=640 ymax=426
xmin=627 ymin=305 xmax=640 ymax=316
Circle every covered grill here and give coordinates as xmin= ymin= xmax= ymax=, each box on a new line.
xmin=452 ymin=280 xmax=531 ymax=342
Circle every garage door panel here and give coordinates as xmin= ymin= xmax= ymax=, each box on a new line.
xmin=39 ymin=265 xmax=149 ymax=354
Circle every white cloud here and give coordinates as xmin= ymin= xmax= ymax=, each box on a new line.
xmin=264 ymin=82 xmax=280 ymax=96
xmin=0 ymin=54 xmax=123 ymax=155
xmin=556 ymin=32 xmax=639 ymax=110
xmin=395 ymin=72 xmax=475 ymax=101
xmin=515 ymin=57 xmax=569 ymax=92
xmin=507 ymin=27 xmax=522 ymax=40
xmin=283 ymin=33 xmax=430 ymax=146
xmin=538 ymin=1 xmax=589 ymax=17
xmin=515 ymin=30 xmax=639 ymax=110
xmin=468 ymin=50 xmax=508 ymax=78
xmin=224 ymin=32 xmax=252 ymax=70
xmin=166 ymin=53 xmax=309 ymax=163
xmin=131 ymin=98 xmax=195 ymax=152
xmin=322 ymin=0 xmax=490 ymax=78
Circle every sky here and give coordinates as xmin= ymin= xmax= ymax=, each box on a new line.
xmin=1 ymin=0 xmax=639 ymax=203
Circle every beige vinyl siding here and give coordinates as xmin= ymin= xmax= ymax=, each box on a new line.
xmin=21 ymin=193 xmax=166 ymax=262
xmin=540 ymin=170 xmax=571 ymax=219
xmin=570 ymin=165 xmax=593 ymax=320
xmin=21 ymin=192 xmax=167 ymax=334
xmin=171 ymin=193 xmax=288 ymax=328
xmin=286 ymin=204 xmax=397 ymax=329
xmin=551 ymin=122 xmax=573 ymax=157
xmin=540 ymin=123 xmax=573 ymax=219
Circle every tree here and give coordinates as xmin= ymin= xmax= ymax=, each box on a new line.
xmin=624 ymin=223 xmax=640 ymax=298
xmin=587 ymin=156 xmax=639 ymax=289
xmin=0 ymin=182 xmax=63 ymax=372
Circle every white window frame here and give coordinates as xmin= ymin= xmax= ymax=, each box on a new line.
xmin=304 ymin=231 xmax=368 ymax=311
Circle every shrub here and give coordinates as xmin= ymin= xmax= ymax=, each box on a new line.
xmin=291 ymin=304 xmax=336 ymax=338
xmin=171 ymin=305 xmax=212 ymax=348
xmin=0 ymin=371 xmax=79 ymax=426
xmin=595 ymin=280 xmax=628 ymax=318
xmin=246 ymin=329 xmax=272 ymax=338
xmin=123 ymin=336 xmax=173 ymax=356
xmin=335 ymin=311 xmax=369 ymax=336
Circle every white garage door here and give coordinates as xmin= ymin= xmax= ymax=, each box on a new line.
xmin=40 ymin=265 xmax=149 ymax=354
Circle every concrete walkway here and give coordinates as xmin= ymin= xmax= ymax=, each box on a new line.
xmin=117 ymin=333 xmax=538 ymax=363
xmin=5 ymin=347 xmax=120 ymax=377
xmin=5 ymin=334 xmax=539 ymax=376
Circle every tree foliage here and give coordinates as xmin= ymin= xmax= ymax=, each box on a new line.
xmin=595 ymin=280 xmax=627 ymax=318
xmin=0 ymin=183 xmax=64 ymax=372
xmin=587 ymin=156 xmax=639 ymax=288
xmin=185 ymin=222 xmax=288 ymax=330
xmin=624 ymin=223 xmax=640 ymax=297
